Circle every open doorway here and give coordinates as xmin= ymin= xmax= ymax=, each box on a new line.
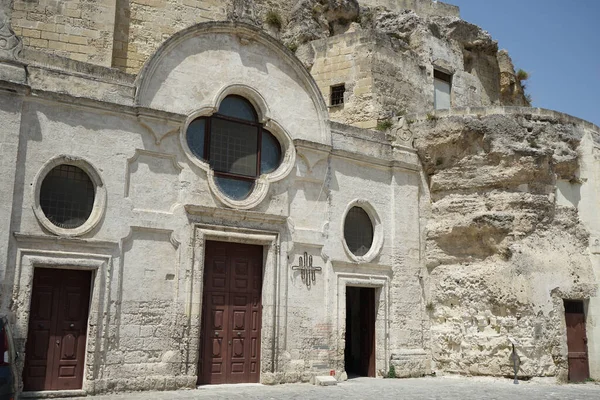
xmin=344 ymin=286 xmax=375 ymax=377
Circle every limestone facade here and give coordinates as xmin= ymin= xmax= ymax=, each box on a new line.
xmin=0 ymin=0 xmax=598 ymax=396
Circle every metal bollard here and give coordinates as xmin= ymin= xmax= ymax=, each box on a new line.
xmin=510 ymin=344 xmax=520 ymax=384
xmin=508 ymin=337 xmax=521 ymax=385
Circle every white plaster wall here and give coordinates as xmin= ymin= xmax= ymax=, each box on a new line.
xmin=0 ymin=93 xmax=22 ymax=314
xmin=137 ymin=30 xmax=329 ymax=145
xmin=573 ymin=131 xmax=600 ymax=379
xmin=388 ymin=169 xmax=424 ymax=352
xmin=1 ymin=24 xmax=428 ymax=391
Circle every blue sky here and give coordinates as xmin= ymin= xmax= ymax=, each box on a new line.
xmin=446 ymin=0 xmax=599 ymax=126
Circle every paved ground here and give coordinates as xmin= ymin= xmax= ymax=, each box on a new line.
xmin=53 ymin=376 xmax=600 ymax=400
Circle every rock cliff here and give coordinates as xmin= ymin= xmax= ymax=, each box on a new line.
xmin=410 ymin=110 xmax=598 ymax=378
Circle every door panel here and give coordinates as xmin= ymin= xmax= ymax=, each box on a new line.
xmin=202 ymin=291 xmax=229 ymax=384
xmin=53 ymin=270 xmax=91 ymax=390
xmin=23 ymin=268 xmax=91 ymax=391
xmin=199 ymin=241 xmax=263 ymax=385
xmin=23 ymin=269 xmax=59 ymax=391
xmin=363 ymin=288 xmax=376 ymax=378
xmin=565 ymin=301 xmax=590 ymax=382
xmin=228 ymin=293 xmax=249 ymax=384
xmin=565 ymin=300 xmax=590 ymax=382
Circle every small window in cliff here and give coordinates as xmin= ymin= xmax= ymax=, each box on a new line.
xmin=434 ymin=69 xmax=452 ymax=110
xmin=330 ymin=84 xmax=345 ymax=106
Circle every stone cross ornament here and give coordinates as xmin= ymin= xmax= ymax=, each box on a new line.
xmin=292 ymin=252 xmax=322 ymax=288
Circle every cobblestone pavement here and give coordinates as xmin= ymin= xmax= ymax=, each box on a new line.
xmin=56 ymin=376 xmax=600 ymax=400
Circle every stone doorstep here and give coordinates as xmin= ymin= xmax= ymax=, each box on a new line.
xmin=20 ymin=389 xmax=86 ymax=398
xmin=197 ymin=383 xmax=263 ymax=390
xmin=313 ymin=376 xmax=338 ymax=386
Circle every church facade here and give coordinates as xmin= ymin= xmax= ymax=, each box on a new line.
xmin=0 ymin=0 xmax=598 ymax=395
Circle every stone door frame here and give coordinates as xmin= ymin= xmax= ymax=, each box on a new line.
xmin=12 ymin=248 xmax=111 ymax=395
xmin=23 ymin=268 xmax=92 ymax=391
xmin=192 ymin=223 xmax=281 ymax=383
xmin=335 ymin=271 xmax=390 ymax=376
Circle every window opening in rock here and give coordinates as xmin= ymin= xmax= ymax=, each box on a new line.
xmin=344 ymin=206 xmax=374 ymax=256
xmin=434 ymin=69 xmax=452 ymax=110
xmin=330 ymin=84 xmax=345 ymax=106
xmin=39 ymin=164 xmax=95 ymax=229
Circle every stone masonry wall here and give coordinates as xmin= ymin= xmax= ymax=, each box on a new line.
xmin=11 ymin=0 xmax=116 ymax=66
xmin=310 ymin=28 xmax=378 ymax=129
xmin=111 ymin=0 xmax=226 ymax=72
xmin=9 ymin=0 xmax=528 ymax=119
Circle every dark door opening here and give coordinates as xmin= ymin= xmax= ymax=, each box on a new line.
xmin=564 ymin=300 xmax=590 ymax=382
xmin=23 ymin=268 xmax=92 ymax=391
xmin=198 ymin=241 xmax=263 ymax=385
xmin=344 ymin=286 xmax=375 ymax=378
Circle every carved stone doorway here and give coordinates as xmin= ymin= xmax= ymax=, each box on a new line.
xmin=344 ymin=286 xmax=375 ymax=377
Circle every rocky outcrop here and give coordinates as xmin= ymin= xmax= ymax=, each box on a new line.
xmin=282 ymin=0 xmax=360 ymax=47
xmin=411 ymin=111 xmax=598 ymax=378
xmin=498 ymin=50 xmax=530 ymax=106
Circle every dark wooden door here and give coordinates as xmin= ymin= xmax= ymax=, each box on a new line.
xmin=361 ymin=288 xmax=376 ymax=378
xmin=23 ymin=268 xmax=91 ymax=391
xmin=564 ymin=300 xmax=590 ymax=382
xmin=199 ymin=241 xmax=263 ymax=385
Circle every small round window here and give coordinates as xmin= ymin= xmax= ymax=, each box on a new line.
xmin=344 ymin=207 xmax=374 ymax=256
xmin=185 ymin=95 xmax=283 ymax=200
xmin=40 ymin=164 xmax=95 ymax=229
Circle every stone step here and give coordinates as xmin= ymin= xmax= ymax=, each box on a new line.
xmin=314 ymin=376 xmax=338 ymax=386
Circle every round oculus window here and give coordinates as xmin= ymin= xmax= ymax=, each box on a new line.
xmin=39 ymin=164 xmax=95 ymax=229
xmin=343 ymin=206 xmax=374 ymax=256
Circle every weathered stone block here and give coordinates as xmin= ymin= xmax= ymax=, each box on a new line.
xmin=390 ymin=349 xmax=430 ymax=378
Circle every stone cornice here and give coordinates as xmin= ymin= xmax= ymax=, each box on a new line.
xmin=184 ymin=205 xmax=288 ymax=225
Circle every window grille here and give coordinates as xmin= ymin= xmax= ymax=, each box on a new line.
xmin=39 ymin=165 xmax=95 ymax=229
xmin=564 ymin=300 xmax=585 ymax=314
xmin=210 ymin=117 xmax=258 ymax=177
xmin=185 ymin=95 xmax=284 ymax=201
xmin=344 ymin=207 xmax=374 ymax=256
xmin=434 ymin=69 xmax=452 ymax=83
xmin=330 ymin=84 xmax=345 ymax=106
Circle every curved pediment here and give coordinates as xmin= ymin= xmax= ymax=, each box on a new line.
xmin=135 ymin=21 xmax=330 ymax=145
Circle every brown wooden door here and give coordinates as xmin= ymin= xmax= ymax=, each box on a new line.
xmin=564 ymin=300 xmax=590 ymax=382
xmin=199 ymin=241 xmax=263 ymax=385
xmin=23 ymin=268 xmax=91 ymax=391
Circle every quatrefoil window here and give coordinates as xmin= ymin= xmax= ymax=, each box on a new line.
xmin=186 ymin=96 xmax=283 ymax=200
